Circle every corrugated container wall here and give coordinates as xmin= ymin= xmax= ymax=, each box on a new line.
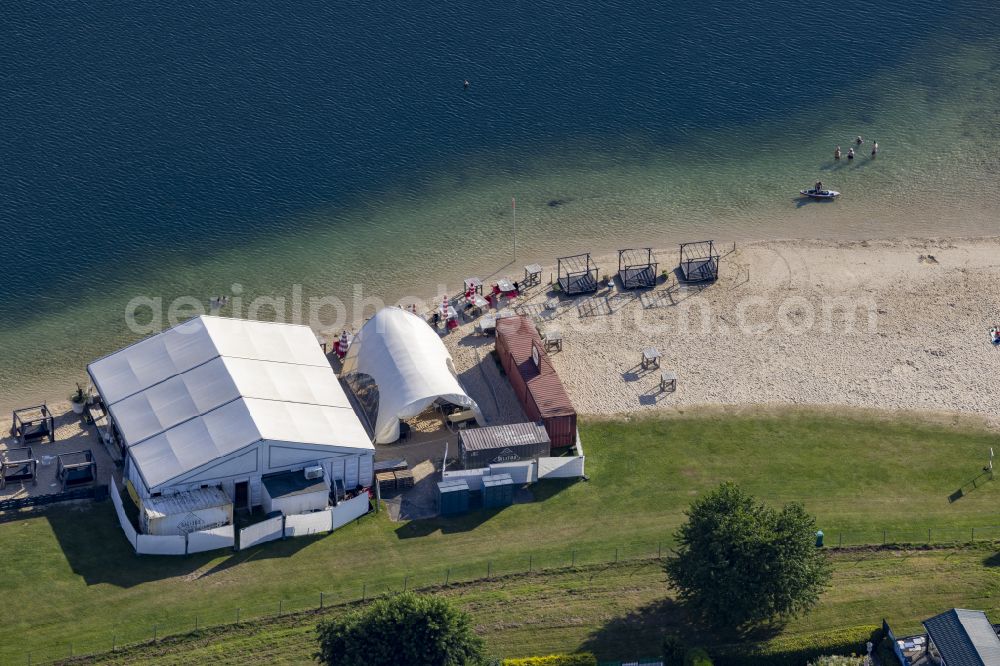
xmin=495 ymin=317 xmax=577 ymax=446
xmin=459 ymin=423 xmax=551 ymax=470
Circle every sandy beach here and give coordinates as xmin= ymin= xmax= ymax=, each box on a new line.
xmin=444 ymin=237 xmax=1000 ymax=427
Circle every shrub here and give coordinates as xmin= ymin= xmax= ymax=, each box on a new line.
xmin=807 ymin=656 xmax=864 ymax=665
xmin=503 ymin=654 xmax=597 ymax=666
xmin=315 ymin=592 xmax=485 ymax=666
xmin=684 ymin=647 xmax=713 ymax=665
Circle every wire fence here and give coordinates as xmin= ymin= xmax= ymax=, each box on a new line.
xmin=21 ymin=526 xmax=1000 ymax=665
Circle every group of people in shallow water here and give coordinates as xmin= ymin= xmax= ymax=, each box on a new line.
xmin=834 ymin=135 xmax=878 ymax=161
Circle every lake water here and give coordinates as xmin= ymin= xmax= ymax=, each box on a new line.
xmin=2 ymin=0 xmax=999 ymax=408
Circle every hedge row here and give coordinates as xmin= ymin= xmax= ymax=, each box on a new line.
xmin=710 ymin=625 xmax=881 ymax=666
xmin=503 ymin=654 xmax=598 ymax=666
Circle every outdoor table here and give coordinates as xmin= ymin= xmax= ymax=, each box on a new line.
xmin=660 ymin=370 xmax=677 ymax=392
xmin=642 ymin=347 xmax=661 ymax=369
xmin=467 ymin=294 xmax=488 ymax=309
xmin=495 ymin=278 xmax=515 ymax=293
xmin=545 ymin=297 xmax=559 ymax=310
xmin=523 ymin=263 xmax=542 ymax=287
xmin=544 ymin=328 xmax=563 ymax=352
xmin=464 ymin=277 xmax=483 ymax=295
xmin=476 ymin=314 xmax=496 ymax=335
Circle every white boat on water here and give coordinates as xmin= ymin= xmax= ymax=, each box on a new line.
xmin=800 ymin=188 xmax=840 ymax=199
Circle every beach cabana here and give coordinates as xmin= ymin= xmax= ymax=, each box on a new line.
xmin=10 ymin=405 xmax=55 ymax=445
xmin=0 ymin=446 xmax=36 ymax=489
xmin=618 ymin=248 xmax=658 ymax=289
xmin=557 ymin=253 xmax=599 ymax=295
xmin=341 ymin=308 xmax=484 ymax=444
xmin=678 ymin=241 xmax=720 ymax=282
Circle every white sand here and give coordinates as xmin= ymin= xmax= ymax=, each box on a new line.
xmin=443 ymin=237 xmax=1000 ymax=427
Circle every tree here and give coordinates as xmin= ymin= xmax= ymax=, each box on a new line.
xmin=665 ymin=482 xmax=831 ymax=629
xmin=315 ymin=592 xmax=486 ymax=666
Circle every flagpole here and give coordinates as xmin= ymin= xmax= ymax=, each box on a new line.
xmin=512 ymin=196 xmax=517 ymax=266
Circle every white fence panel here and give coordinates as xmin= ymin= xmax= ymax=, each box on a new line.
xmin=441 ymin=468 xmax=489 ymax=491
xmin=284 ymin=510 xmax=333 ymax=537
xmin=109 ymin=482 xmax=138 ymax=550
xmin=489 ymin=461 xmax=537 ymax=484
xmin=187 ymin=525 xmax=235 ymax=554
xmin=537 ymin=455 xmax=585 ymax=479
xmin=331 ymin=493 xmax=371 ymax=531
xmin=136 ymin=534 xmax=187 ymax=555
xmin=239 ymin=515 xmax=285 ymax=550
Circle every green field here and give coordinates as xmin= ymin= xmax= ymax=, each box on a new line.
xmin=66 ymin=547 xmax=1000 ymax=665
xmin=4 ymin=410 xmax=999 ymax=664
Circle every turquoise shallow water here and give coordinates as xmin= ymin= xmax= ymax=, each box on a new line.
xmin=2 ymin=1 xmax=999 ymax=407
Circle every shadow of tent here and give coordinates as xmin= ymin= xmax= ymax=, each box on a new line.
xmin=984 ymin=552 xmax=1000 ymax=567
xmin=197 ymin=532 xmax=321 ymax=578
xmin=46 ymin=503 xmax=215 ymax=587
xmin=394 ymin=506 xmax=506 ymax=539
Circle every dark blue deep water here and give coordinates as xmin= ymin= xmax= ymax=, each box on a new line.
xmin=2 ymin=0 xmax=999 ymax=403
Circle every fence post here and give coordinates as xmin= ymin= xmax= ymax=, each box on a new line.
xmin=403 ymin=575 xmax=409 ymax=592
xmin=928 ymin=528 xmax=931 ymax=543
xmin=883 ymin=529 xmax=886 ymax=544
xmin=488 ymin=561 xmax=491 ymax=578
xmin=195 ymin=616 xmax=199 ymax=631
xmin=615 ymin=547 xmax=618 ymax=563
xmin=657 ymin=541 xmax=661 ymax=558
xmin=113 ymin=633 xmax=116 ymax=651
xmin=69 ymin=643 xmax=73 ymax=658
xmin=153 ymin=624 xmax=157 ymax=641
xmin=839 ymin=533 xmax=842 ymax=547
xmin=972 ymin=528 xmax=975 ymax=542
xmin=27 ymin=652 xmax=31 ymax=666
xmin=362 ymin=583 xmax=366 ymax=602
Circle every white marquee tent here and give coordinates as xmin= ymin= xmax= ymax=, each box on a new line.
xmin=88 ymin=316 xmax=374 ymax=506
xmin=341 ymin=308 xmax=484 ymax=444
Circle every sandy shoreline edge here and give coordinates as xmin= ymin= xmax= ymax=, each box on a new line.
xmin=3 ymin=235 xmax=999 ymax=429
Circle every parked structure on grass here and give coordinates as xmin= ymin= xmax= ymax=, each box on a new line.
xmin=885 ymin=608 xmax=1000 ymax=666
xmin=88 ymin=316 xmax=374 ymax=540
xmin=341 ymin=307 xmax=483 ymax=444
xmin=618 ymin=248 xmax=659 ymax=289
xmin=495 ymin=316 xmax=577 ymax=447
xmin=678 ymin=240 xmax=720 ymax=282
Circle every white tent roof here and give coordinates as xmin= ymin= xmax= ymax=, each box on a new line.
xmin=89 ymin=316 xmax=372 ymax=491
xmin=341 ymin=308 xmax=483 ymax=444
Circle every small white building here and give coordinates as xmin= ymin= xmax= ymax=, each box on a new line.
xmin=88 ymin=316 xmax=374 ymax=526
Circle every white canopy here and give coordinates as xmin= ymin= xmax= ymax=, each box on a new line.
xmin=89 ymin=316 xmax=372 ymax=491
xmin=341 ymin=308 xmax=483 ymax=443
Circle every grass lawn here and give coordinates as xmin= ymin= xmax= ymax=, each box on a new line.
xmin=3 ymin=409 xmax=999 ymax=663
xmin=69 ymin=548 xmax=1000 ymax=665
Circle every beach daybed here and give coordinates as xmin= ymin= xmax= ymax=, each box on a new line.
xmin=11 ymin=405 xmax=56 ymax=445
xmin=557 ymin=253 xmax=599 ymax=295
xmin=618 ymin=248 xmax=659 ymax=289
xmin=679 ymin=241 xmax=720 ymax=282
